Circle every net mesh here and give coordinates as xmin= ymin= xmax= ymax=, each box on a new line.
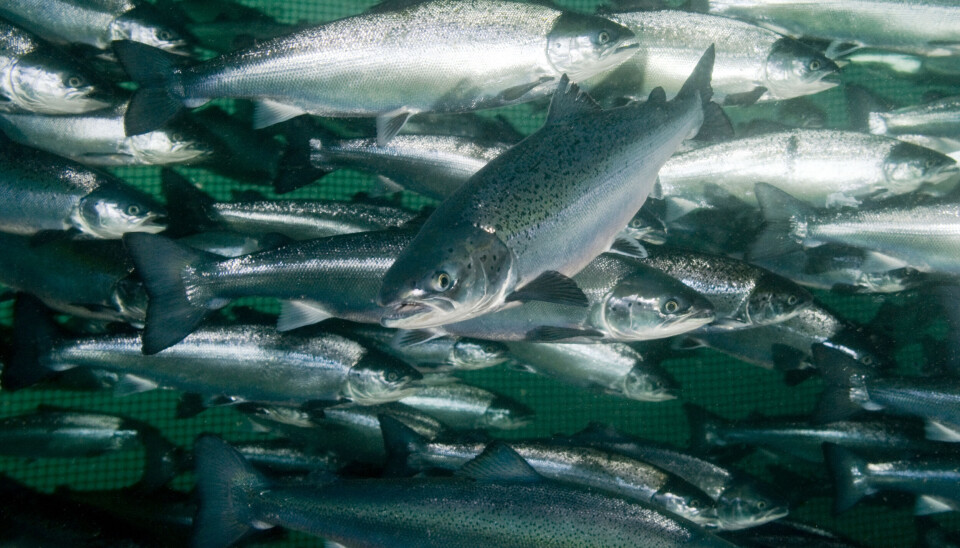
xmin=0 ymin=1 xmax=958 ymax=546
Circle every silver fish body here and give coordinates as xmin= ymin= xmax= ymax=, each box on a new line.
xmin=0 ymin=140 xmax=166 ymax=238
xmin=506 ymin=341 xmax=678 ymax=402
xmin=439 ymin=253 xmax=715 ymax=342
xmin=0 ymin=0 xmax=191 ymax=53
xmin=593 ymin=10 xmax=838 ymax=102
xmin=706 ymin=0 xmax=960 ymax=57
xmin=869 ymin=95 xmax=960 ymax=138
xmin=399 ymin=382 xmax=534 ymax=430
xmin=311 ymin=134 xmax=510 ymax=201
xmin=0 ymin=102 xmax=215 ymax=166
xmin=655 ymin=129 xmax=959 ymax=208
xmin=379 ymin=48 xmax=714 ymax=328
xmin=0 ymin=19 xmax=114 ymax=114
xmin=194 ymin=436 xmax=736 ymax=548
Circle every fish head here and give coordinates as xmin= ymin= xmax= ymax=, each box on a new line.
xmin=481 ymin=395 xmax=535 ymax=430
xmin=546 ymin=12 xmax=639 ymax=80
xmin=76 ymin=185 xmax=167 ymax=238
xmin=128 ymin=123 xmax=216 ymax=165
xmin=652 ymin=483 xmax=720 ymax=529
xmin=818 ymin=327 xmax=891 ymax=371
xmin=234 ymin=403 xmax=318 ymax=429
xmin=764 ymin=38 xmax=841 ymax=100
xmin=622 ymin=364 xmax=678 ymax=402
xmin=8 ymin=53 xmax=114 ymax=114
xmin=745 ymin=273 xmax=813 ymax=325
xmin=379 ymin=225 xmax=515 ymax=328
xmin=110 ymin=5 xmax=194 ymax=56
xmin=603 ymin=273 xmax=715 ymax=340
xmin=451 ymin=338 xmax=509 ymax=370
xmin=883 ymin=142 xmax=959 ymax=188
xmin=716 ymin=482 xmax=790 ymax=530
xmin=345 ymin=353 xmax=423 ymax=405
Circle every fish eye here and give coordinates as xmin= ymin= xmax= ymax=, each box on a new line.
xmin=431 ymin=271 xmax=452 ymax=291
xmin=597 ymin=30 xmax=610 ymax=45
xmin=861 ymin=355 xmax=874 ymax=366
xmin=787 ymin=295 xmax=798 ymax=306
xmin=756 ymin=501 xmax=767 ymax=510
xmin=385 ymin=371 xmax=400 ymax=382
xmin=127 ymin=204 xmax=141 ymax=215
xmin=157 ymin=30 xmax=173 ymax=41
xmin=662 ymin=299 xmax=680 ymax=314
xmin=689 ymin=499 xmax=701 ymax=509
xmin=925 ymin=158 xmax=938 ymax=169
xmin=67 ymin=76 xmax=84 ymax=87
xmin=808 ymin=59 xmax=821 ymax=71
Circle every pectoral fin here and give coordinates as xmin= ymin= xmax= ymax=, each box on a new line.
xmin=506 ymin=271 xmax=588 ymax=307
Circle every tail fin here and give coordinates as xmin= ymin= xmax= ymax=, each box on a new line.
xmin=379 ymin=414 xmax=430 ymax=477
xmin=123 ymin=233 xmax=222 ymax=354
xmin=823 ymin=444 xmax=873 ymax=513
xmin=812 ymin=344 xmax=873 ymax=423
xmin=749 ymin=182 xmax=814 ymax=260
xmin=3 ymin=294 xmax=61 ymax=391
xmin=684 ymin=403 xmax=730 ymax=454
xmin=844 ymin=84 xmax=894 ymax=133
xmin=114 ymin=40 xmax=190 ymax=136
xmin=274 ymin=120 xmax=334 ymax=194
xmin=160 ymin=169 xmax=221 ymax=236
xmin=693 ymin=102 xmax=734 ymax=142
xmin=193 ymin=435 xmax=270 ymax=548
xmin=677 ymin=44 xmax=715 ymax=106
xmin=129 ymin=420 xmax=187 ymax=492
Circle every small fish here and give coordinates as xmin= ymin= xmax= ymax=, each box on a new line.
xmin=380 ymin=416 xmax=721 ymax=528
xmin=161 ymin=169 xmax=417 ymax=241
xmin=193 ymin=435 xmax=737 ymax=548
xmin=0 ymin=139 xmax=166 ymax=238
xmin=703 ymin=0 xmax=960 ymax=57
xmin=4 ymin=296 xmax=422 ymax=407
xmin=685 ymin=404 xmax=949 ymax=463
xmin=557 ymin=423 xmax=788 ymax=530
xmin=868 ymin=95 xmax=960 ymax=139
xmin=378 ymin=47 xmax=715 ymax=328
xmin=0 ymin=233 xmax=146 ymax=325
xmin=654 ymin=130 xmax=959 ymax=209
xmin=0 ymin=19 xmax=115 ymax=114
xmin=231 ymin=438 xmax=342 ymax=477
xmin=751 ymin=183 xmax=960 ymax=276
xmin=506 ymin=341 xmax=678 ymax=401
xmin=115 ymin=1 xmax=638 ymax=137
xmin=635 ymin=247 xmax=812 ymax=331
xmin=825 ymin=444 xmax=960 ymax=515
xmin=590 ymin=10 xmax=839 ymax=104
xmin=398 ymin=381 xmax=534 ymax=430
xmin=0 ymin=0 xmax=193 ymax=53
xmin=436 ymin=253 xmax=716 ymax=342
xmin=0 ymin=101 xmax=216 ymax=166
xmin=0 ymin=406 xmax=183 ymax=491
xmin=721 ymin=519 xmax=867 ymax=548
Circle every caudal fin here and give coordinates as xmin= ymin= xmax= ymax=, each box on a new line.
xmin=160 ymin=169 xmax=221 ymax=236
xmin=812 ymin=344 xmax=874 ymax=423
xmin=684 ymin=403 xmax=731 ymax=454
xmin=749 ymin=183 xmax=814 ymax=260
xmin=113 ymin=40 xmax=190 ymax=136
xmin=677 ymin=44 xmax=715 ymax=106
xmin=123 ymin=233 xmax=222 ymax=354
xmin=274 ymin=120 xmax=334 ymax=194
xmin=379 ymin=413 xmax=430 ymax=477
xmin=3 ymin=294 xmax=61 ymax=391
xmin=193 ymin=435 xmax=270 ymax=548
xmin=823 ymin=444 xmax=873 ymax=513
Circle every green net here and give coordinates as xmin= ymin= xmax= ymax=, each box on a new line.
xmin=0 ymin=1 xmax=958 ymax=546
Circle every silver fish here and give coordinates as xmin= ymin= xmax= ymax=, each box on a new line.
xmin=591 ymin=10 xmax=839 ymax=103
xmin=436 ymin=253 xmax=716 ymax=342
xmin=752 ymin=183 xmax=960 ymax=275
xmin=0 ymin=19 xmax=115 ymax=114
xmin=5 ymin=298 xmax=422 ymax=407
xmin=194 ymin=436 xmax=737 ymax=548
xmin=116 ymin=0 xmax=639 ymax=136
xmin=0 ymin=140 xmax=166 ymax=238
xmin=704 ymin=0 xmax=960 ymax=57
xmin=0 ymin=0 xmax=192 ymax=53
xmin=869 ymin=95 xmax=960 ymax=139
xmin=654 ymin=129 xmax=959 ymax=209
xmin=378 ymin=47 xmax=714 ymax=329
xmin=398 ymin=382 xmax=534 ymax=430
xmin=0 ymin=102 xmax=215 ymax=166
xmin=506 ymin=341 xmax=678 ymax=402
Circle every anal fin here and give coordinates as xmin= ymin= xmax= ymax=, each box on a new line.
xmin=253 ymin=100 xmax=307 ymax=129
xmin=277 ymin=300 xmax=333 ymax=331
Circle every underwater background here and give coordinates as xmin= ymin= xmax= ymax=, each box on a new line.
xmin=0 ymin=0 xmax=956 ymax=546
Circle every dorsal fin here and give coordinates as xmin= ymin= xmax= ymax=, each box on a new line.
xmin=546 ymin=75 xmax=601 ymax=125
xmin=457 ymin=441 xmax=541 ymax=483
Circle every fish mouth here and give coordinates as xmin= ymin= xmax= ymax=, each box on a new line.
xmin=819 ymin=71 xmax=843 ymax=85
xmin=614 ymin=41 xmax=640 ymax=55
xmin=381 ymin=301 xmax=434 ymax=327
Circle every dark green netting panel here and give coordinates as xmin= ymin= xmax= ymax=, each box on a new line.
xmin=0 ymin=1 xmax=958 ymax=547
